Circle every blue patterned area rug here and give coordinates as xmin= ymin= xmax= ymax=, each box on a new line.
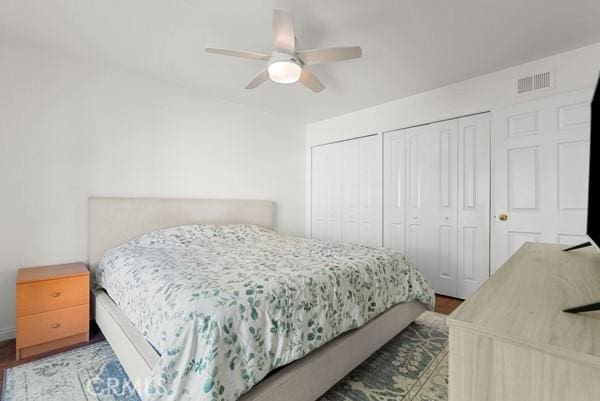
xmin=2 ymin=311 xmax=447 ymax=401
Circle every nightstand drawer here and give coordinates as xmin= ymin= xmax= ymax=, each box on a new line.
xmin=16 ymin=304 xmax=89 ymax=349
xmin=16 ymin=275 xmax=89 ymax=316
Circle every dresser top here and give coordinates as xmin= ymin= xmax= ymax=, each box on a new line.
xmin=448 ymin=242 xmax=600 ymax=363
xmin=17 ymin=262 xmax=89 ymax=284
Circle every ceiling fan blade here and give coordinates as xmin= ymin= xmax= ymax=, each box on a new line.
xmin=245 ymin=69 xmax=270 ymax=89
xmin=273 ymin=9 xmax=295 ymax=54
xmin=205 ymin=48 xmax=270 ymax=61
xmin=299 ymin=67 xmax=325 ymax=93
xmin=296 ymin=46 xmax=362 ymax=65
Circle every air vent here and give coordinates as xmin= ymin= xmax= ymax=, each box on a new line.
xmin=517 ymin=71 xmax=554 ymax=95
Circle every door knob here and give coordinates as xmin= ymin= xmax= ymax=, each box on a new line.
xmin=499 ymin=213 xmax=508 ymax=221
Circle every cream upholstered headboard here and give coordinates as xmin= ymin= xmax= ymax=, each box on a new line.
xmin=88 ymin=197 xmax=273 ymax=270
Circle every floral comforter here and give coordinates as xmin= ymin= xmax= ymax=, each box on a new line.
xmin=96 ymin=224 xmax=434 ymax=401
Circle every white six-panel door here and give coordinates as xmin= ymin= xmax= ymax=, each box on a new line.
xmin=492 ymin=89 xmax=592 ymax=272
xmin=312 ymin=135 xmax=381 ymax=246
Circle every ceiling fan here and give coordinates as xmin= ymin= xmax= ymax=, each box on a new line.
xmin=206 ymin=9 xmax=362 ymax=93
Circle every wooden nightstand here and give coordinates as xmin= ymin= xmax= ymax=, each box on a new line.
xmin=16 ymin=262 xmax=90 ymax=361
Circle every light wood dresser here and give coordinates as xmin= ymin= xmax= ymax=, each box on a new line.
xmin=447 ymin=242 xmax=600 ymax=401
xmin=16 ymin=262 xmax=90 ymax=360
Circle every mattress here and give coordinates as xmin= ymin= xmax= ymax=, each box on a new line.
xmin=95 ymin=224 xmax=434 ymax=401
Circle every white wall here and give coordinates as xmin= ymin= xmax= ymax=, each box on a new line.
xmin=305 ymin=42 xmax=600 ymax=236
xmin=0 ymin=35 xmax=305 ymax=339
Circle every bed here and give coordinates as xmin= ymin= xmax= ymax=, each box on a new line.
xmin=88 ymin=197 xmax=434 ymax=401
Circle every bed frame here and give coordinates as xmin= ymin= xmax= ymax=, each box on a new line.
xmin=88 ymin=197 xmax=426 ymax=401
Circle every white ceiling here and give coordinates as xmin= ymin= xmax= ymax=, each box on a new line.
xmin=1 ymin=0 xmax=600 ymax=123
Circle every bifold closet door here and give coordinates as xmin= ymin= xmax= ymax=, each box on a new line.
xmin=384 ymin=114 xmax=490 ymax=298
xmin=406 ymin=120 xmax=459 ymax=296
xmin=312 ymin=136 xmax=381 ymax=246
xmin=341 ymin=136 xmax=382 ymax=246
xmin=384 ymin=121 xmax=459 ymax=295
xmin=311 ymin=143 xmax=342 ymax=242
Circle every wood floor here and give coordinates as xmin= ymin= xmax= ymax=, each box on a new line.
xmin=435 ymin=294 xmax=463 ymax=315
xmin=0 ymin=294 xmax=461 ymax=396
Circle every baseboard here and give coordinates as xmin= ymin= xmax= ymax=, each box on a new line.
xmin=0 ymin=327 xmax=16 ymax=342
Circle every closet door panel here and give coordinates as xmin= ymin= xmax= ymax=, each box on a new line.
xmin=358 ymin=135 xmax=381 ymax=247
xmin=458 ymin=113 xmax=491 ymax=299
xmin=311 ymin=145 xmax=328 ymax=240
xmin=405 ymin=125 xmax=437 ymax=287
xmin=342 ymin=140 xmax=360 ymax=243
xmin=384 ymin=131 xmax=406 ymax=251
xmin=431 ymin=120 xmax=459 ymax=297
xmin=324 ymin=143 xmax=343 ymax=242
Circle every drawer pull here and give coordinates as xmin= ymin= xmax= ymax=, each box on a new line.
xmin=50 ymin=292 xmax=61 ymax=298
xmin=51 ymin=323 xmax=61 ymax=329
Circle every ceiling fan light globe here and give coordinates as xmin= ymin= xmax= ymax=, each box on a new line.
xmin=267 ymin=61 xmax=302 ymax=84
